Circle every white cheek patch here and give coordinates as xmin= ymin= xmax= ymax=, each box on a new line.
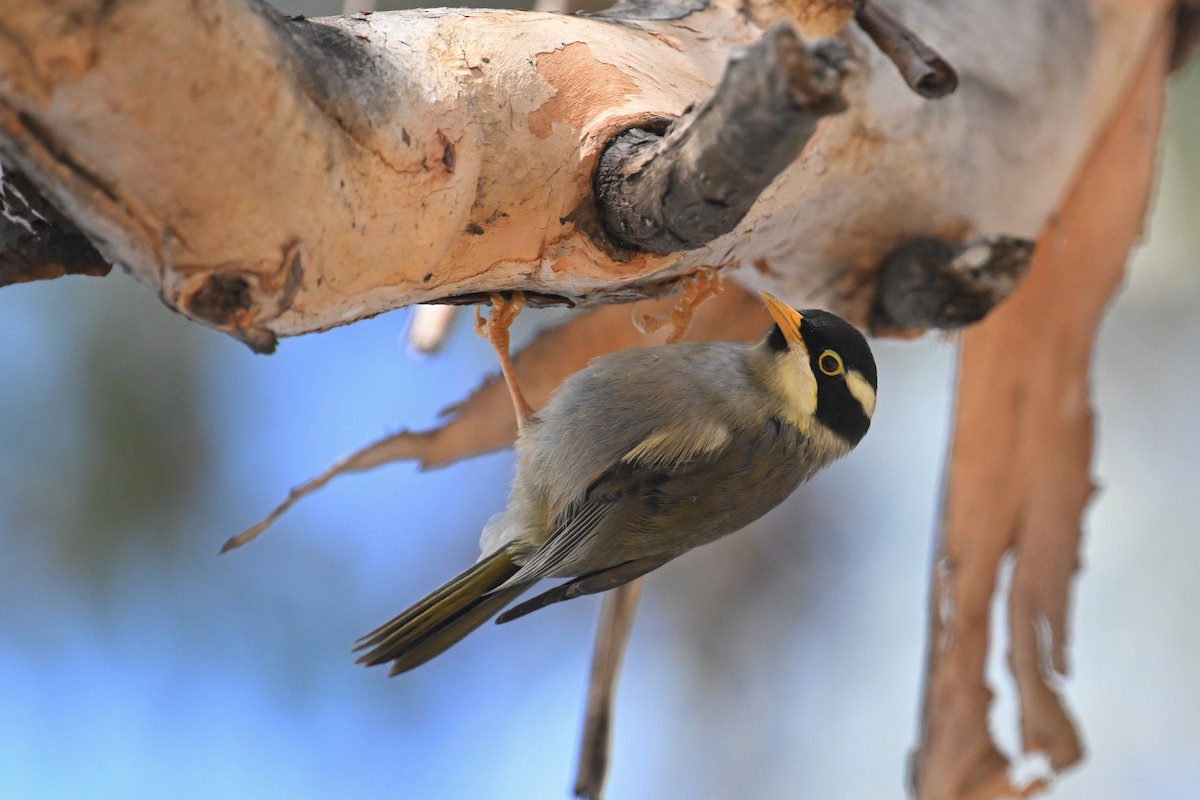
xmin=774 ymin=348 xmax=819 ymax=427
xmin=845 ymin=369 xmax=877 ymax=419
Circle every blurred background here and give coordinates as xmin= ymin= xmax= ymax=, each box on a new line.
xmin=2 ymin=3 xmax=1198 ymax=798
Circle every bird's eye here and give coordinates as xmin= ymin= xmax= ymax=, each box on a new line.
xmin=818 ymin=350 xmax=844 ymax=377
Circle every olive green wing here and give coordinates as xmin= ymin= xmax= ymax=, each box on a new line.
xmin=498 ymin=421 xmax=732 ymax=588
xmin=494 ymin=552 xmax=674 ymax=623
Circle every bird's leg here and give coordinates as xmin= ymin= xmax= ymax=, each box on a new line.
xmin=474 ymin=292 xmax=534 ymax=426
xmin=631 ymin=267 xmax=724 ymax=343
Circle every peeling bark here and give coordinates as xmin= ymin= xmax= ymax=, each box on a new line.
xmin=0 ymin=0 xmax=1170 ymax=348
xmin=911 ymin=15 xmax=1170 ymax=799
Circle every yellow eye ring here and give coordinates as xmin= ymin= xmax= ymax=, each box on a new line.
xmin=818 ymin=350 xmax=844 ymax=377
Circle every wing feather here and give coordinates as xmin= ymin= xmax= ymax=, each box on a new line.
xmin=500 ymin=499 xmax=609 ymax=586
xmin=495 ymin=553 xmax=674 ymax=623
xmin=621 ymin=421 xmax=730 ymax=467
xmin=500 ymin=422 xmax=732 ymax=586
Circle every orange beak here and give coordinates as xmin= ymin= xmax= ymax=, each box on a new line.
xmin=759 ymin=291 xmax=806 ymax=351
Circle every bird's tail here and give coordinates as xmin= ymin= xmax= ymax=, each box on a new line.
xmin=354 ymin=548 xmax=529 ymax=675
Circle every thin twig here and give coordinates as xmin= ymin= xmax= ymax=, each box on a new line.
xmin=574 ymin=580 xmax=645 ymax=800
xmin=855 ymin=0 xmax=957 ymax=99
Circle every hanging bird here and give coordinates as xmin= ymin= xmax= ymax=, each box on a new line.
xmin=355 ymin=292 xmax=877 ymax=675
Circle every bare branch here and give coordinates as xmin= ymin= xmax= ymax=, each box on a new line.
xmin=574 ymin=581 xmax=644 ymax=800
xmin=871 ymin=235 xmax=1033 ymax=332
xmin=854 ymin=0 xmax=957 ymax=98
xmin=0 ymin=163 xmax=109 ymax=286
xmin=593 ymin=26 xmax=849 ymax=254
xmin=0 ymin=0 xmax=1169 ymax=347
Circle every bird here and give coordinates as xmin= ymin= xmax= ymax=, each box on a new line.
xmin=355 ymin=292 xmax=877 ymax=675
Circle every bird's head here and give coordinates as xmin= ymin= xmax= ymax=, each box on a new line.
xmin=759 ymin=292 xmax=877 ymax=447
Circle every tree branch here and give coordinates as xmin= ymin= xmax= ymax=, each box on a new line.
xmin=0 ymin=4 xmax=1183 ymax=798
xmin=854 ymin=0 xmax=957 ymax=98
xmin=593 ymin=25 xmax=849 ymax=254
xmin=0 ymin=163 xmax=109 ymax=286
xmin=871 ymin=235 xmax=1033 ymax=332
xmin=0 ymin=0 xmax=1169 ymax=347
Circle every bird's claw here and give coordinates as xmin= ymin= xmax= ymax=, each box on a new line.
xmin=631 ymin=267 xmax=724 ymax=343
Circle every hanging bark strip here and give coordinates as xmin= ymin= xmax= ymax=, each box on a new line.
xmin=911 ymin=16 xmax=1170 ymax=800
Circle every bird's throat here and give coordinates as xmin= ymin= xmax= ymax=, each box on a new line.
xmin=751 ymin=342 xmax=818 ymax=431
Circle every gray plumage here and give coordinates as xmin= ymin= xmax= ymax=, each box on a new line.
xmin=356 ymin=297 xmax=876 ymax=675
xmin=485 ymin=342 xmax=844 ymax=580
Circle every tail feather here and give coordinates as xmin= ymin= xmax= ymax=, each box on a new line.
xmin=384 ymin=585 xmax=527 ymax=675
xmin=354 ymin=548 xmax=528 ymax=674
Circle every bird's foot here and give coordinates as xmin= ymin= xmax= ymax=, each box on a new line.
xmin=631 ymin=267 xmax=724 ymax=343
xmin=475 ymin=291 xmax=534 ymax=425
